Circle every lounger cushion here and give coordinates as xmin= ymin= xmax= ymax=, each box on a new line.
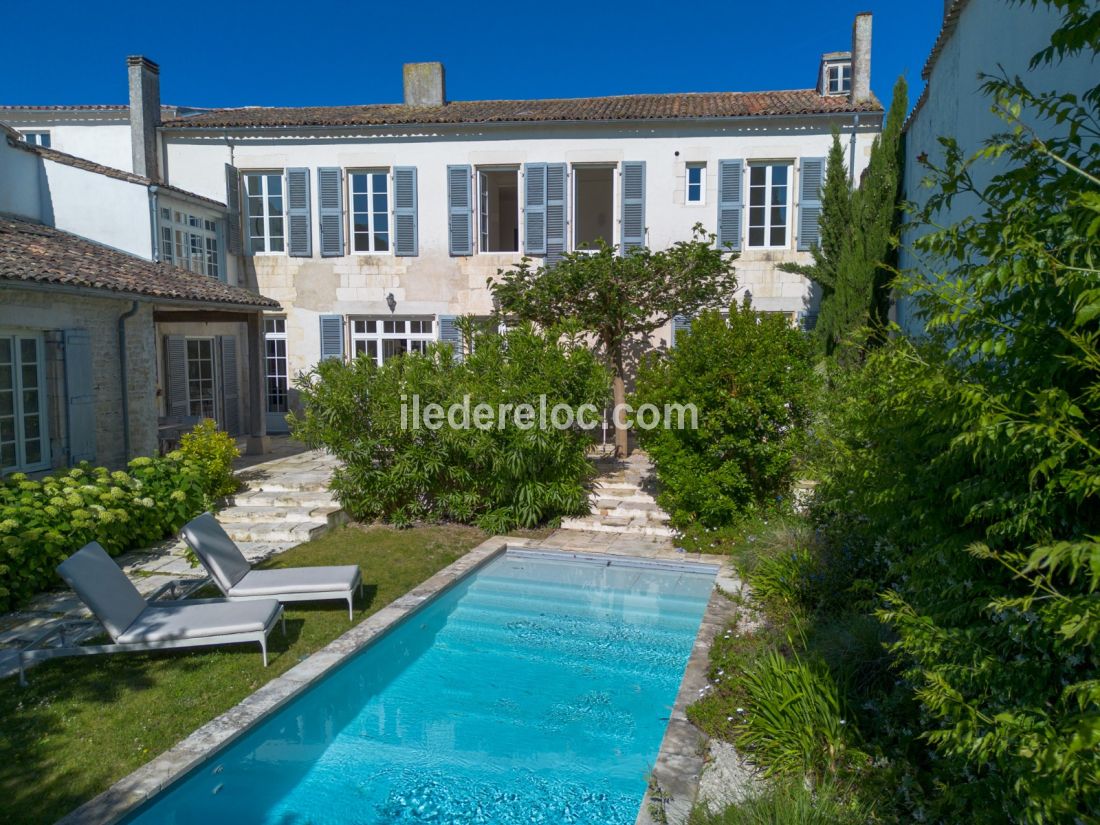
xmin=181 ymin=512 xmax=252 ymax=592
xmin=57 ymin=542 xmax=148 ymax=641
xmin=117 ymin=599 xmax=281 ymax=644
xmin=228 ymin=566 xmax=361 ymax=598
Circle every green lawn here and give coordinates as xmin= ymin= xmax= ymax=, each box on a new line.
xmin=0 ymin=523 xmax=540 ymax=825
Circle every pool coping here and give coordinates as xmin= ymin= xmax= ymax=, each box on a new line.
xmin=57 ymin=535 xmax=737 ymax=825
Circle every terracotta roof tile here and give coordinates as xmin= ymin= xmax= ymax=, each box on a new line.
xmin=0 ymin=213 xmax=279 ymax=310
xmin=165 ymin=89 xmax=883 ymax=129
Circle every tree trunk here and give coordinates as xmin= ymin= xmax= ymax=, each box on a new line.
xmin=610 ymin=341 xmax=629 ymax=458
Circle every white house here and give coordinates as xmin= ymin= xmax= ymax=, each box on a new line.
xmin=3 ymin=16 xmax=883 ymax=435
xmin=897 ymin=0 xmax=1096 ymax=334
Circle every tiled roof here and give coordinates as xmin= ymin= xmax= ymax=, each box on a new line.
xmin=8 ymin=139 xmax=225 ymax=209
xmin=0 ymin=214 xmax=279 ymax=310
xmin=164 ymin=89 xmax=883 ymax=129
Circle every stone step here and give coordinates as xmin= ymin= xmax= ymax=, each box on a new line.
xmin=595 ymin=507 xmax=670 ymax=522
xmin=593 ymin=483 xmax=643 ymax=497
xmin=220 ymin=519 xmax=331 ymax=544
xmin=216 ymin=504 xmax=343 ymax=524
xmin=590 ymin=495 xmax=660 ymax=511
xmin=559 ymin=516 xmax=677 ymax=538
xmin=230 ymin=489 xmax=339 ymax=508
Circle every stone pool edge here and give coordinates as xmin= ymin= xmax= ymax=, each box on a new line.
xmin=56 ymin=536 xmax=512 ymax=825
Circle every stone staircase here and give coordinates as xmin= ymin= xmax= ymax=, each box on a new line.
xmin=560 ymin=452 xmax=676 ymax=538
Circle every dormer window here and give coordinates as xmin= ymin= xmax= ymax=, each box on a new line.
xmin=826 ymin=62 xmax=851 ymax=95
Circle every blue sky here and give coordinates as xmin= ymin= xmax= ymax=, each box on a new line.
xmin=6 ymin=1 xmax=942 ymax=111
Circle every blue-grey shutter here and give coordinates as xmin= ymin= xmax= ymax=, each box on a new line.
xmin=620 ymin=161 xmax=646 ymax=252
xmin=214 ymin=220 xmax=227 ymax=281
xmin=545 ymin=163 xmax=567 ymax=266
xmin=671 ymin=315 xmax=692 ymax=348
xmin=224 ymin=164 xmax=243 ymax=255
xmin=286 ymin=167 xmax=312 ymax=257
xmin=523 ymin=163 xmax=547 ymax=255
xmin=717 ymin=159 xmax=743 ymax=251
xmin=319 ymin=315 xmax=345 ymax=361
xmin=447 ymin=165 xmax=473 ymax=256
xmin=164 ymin=335 xmax=188 ymax=417
xmin=217 ymin=335 xmax=241 ymax=436
xmin=393 ymin=166 xmax=418 ymax=256
xmin=437 ymin=315 xmax=463 ymax=361
xmin=798 ymin=157 xmax=825 ymax=251
xmin=318 ymin=167 xmax=344 ymax=257
xmin=63 ymin=329 xmax=96 ymax=464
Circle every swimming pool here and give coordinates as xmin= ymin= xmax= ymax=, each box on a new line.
xmin=123 ymin=549 xmax=716 ymax=825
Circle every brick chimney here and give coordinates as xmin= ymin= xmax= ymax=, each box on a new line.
xmin=127 ymin=55 xmax=161 ymax=181
xmin=403 ymin=62 xmax=445 ymax=107
xmin=850 ymin=13 xmax=873 ymax=105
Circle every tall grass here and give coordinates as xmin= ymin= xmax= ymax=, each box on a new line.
xmin=689 ymin=780 xmax=871 ymax=825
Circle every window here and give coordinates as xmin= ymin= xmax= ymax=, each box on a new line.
xmin=160 ymin=207 xmax=221 ymax=278
xmin=747 ymin=163 xmax=791 ymax=249
xmin=574 ymin=166 xmax=614 ymax=249
xmin=185 ymin=338 xmax=217 ymax=418
xmin=22 ymin=131 xmax=51 ymax=148
xmin=686 ymin=163 xmax=705 ymax=204
xmin=244 ymin=172 xmax=285 ymax=253
xmin=264 ymin=318 xmax=288 ymax=414
xmin=477 ymin=168 xmax=519 ymax=252
xmin=1 ymin=333 xmax=49 ymax=473
xmin=350 ymin=318 xmax=434 ymax=366
xmin=826 ymin=63 xmax=851 ymax=95
xmin=350 ymin=171 xmax=390 ymax=253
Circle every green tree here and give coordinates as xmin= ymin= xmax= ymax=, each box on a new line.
xmin=489 ymin=227 xmax=737 ymax=457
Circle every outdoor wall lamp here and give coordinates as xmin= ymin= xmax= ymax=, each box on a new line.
xmin=386 ymin=292 xmax=397 ymax=314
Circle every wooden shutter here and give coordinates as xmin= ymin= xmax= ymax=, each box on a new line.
xmin=620 ymin=161 xmax=646 ymax=253
xmin=447 ymin=165 xmax=473 ymax=256
xmin=318 ymin=167 xmax=344 ymax=257
xmin=798 ymin=157 xmax=825 ymax=251
xmin=393 ymin=166 xmax=418 ymax=257
xmin=671 ymin=315 xmax=692 ymax=348
xmin=286 ymin=167 xmax=312 ymax=257
xmin=437 ymin=315 xmax=463 ymax=361
xmin=218 ymin=335 xmax=241 ymax=436
xmin=319 ymin=315 xmax=344 ymax=361
xmin=523 ymin=163 xmax=547 ymax=256
xmin=224 ymin=164 xmax=243 ymax=255
xmin=63 ymin=328 xmax=96 ymax=464
xmin=164 ymin=335 xmax=188 ymax=417
xmin=545 ymin=163 xmax=567 ymax=267
xmin=717 ymin=159 xmax=743 ymax=251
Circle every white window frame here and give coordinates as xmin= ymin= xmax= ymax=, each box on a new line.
xmin=747 ymin=162 xmax=793 ymax=250
xmin=22 ymin=131 xmax=51 ymax=148
xmin=160 ymin=207 xmax=221 ymax=278
xmin=244 ymin=171 xmax=286 ymax=254
xmin=476 ymin=166 xmax=520 ymax=254
xmin=350 ymin=317 xmax=434 ymax=366
xmin=0 ymin=331 xmax=50 ymax=474
xmin=826 ymin=63 xmax=851 ymax=95
xmin=349 ymin=169 xmax=391 ymax=255
xmin=185 ymin=337 xmax=218 ymax=419
xmin=685 ymin=163 xmax=706 ymax=205
xmin=264 ymin=317 xmax=289 ymax=414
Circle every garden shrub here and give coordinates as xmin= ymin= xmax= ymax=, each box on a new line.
xmin=0 ymin=423 xmax=230 ymax=611
xmin=178 ymin=418 xmax=240 ymax=504
xmin=289 ymin=323 xmax=610 ymax=531
xmin=632 ymin=300 xmax=815 ymax=528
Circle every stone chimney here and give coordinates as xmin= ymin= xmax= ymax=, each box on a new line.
xmin=850 ymin=13 xmax=872 ymax=105
xmin=403 ymin=62 xmax=445 ymax=107
xmin=127 ymin=55 xmax=161 ymax=181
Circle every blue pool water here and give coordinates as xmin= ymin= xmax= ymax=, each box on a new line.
xmin=124 ymin=550 xmax=715 ymax=825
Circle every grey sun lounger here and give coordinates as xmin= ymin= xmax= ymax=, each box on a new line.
xmin=181 ymin=512 xmax=363 ymax=620
xmin=18 ymin=542 xmax=284 ymax=685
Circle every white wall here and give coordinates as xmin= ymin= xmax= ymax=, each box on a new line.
xmin=897 ymin=0 xmax=1094 ymax=334
xmin=163 ymin=117 xmax=881 ymax=374
xmin=2 ymin=116 xmax=134 ymax=173
xmin=40 ymin=158 xmax=152 ymax=258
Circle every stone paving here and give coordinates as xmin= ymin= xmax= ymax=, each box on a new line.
xmin=0 ymin=437 xmax=344 ymax=680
